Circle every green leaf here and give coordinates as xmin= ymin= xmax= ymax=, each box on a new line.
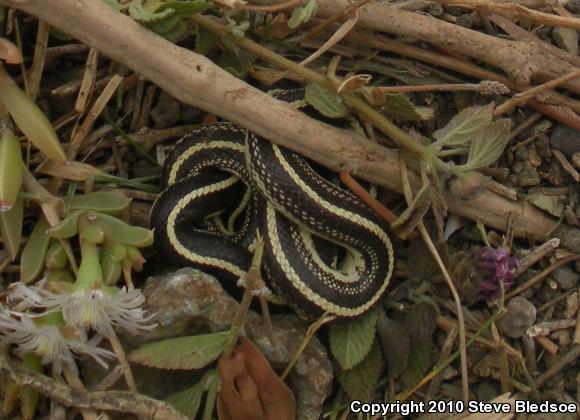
xmin=45 ymin=241 xmax=67 ymax=270
xmin=433 ymin=103 xmax=494 ymax=148
xmin=47 ymin=211 xmax=82 ymax=239
xmin=68 ymin=191 xmax=131 ymax=214
xmin=288 ymin=0 xmax=317 ymax=29
xmin=0 ymin=196 xmax=23 ymax=261
xmin=402 ymin=302 xmax=437 ymax=387
xmin=19 ymin=354 xmax=42 ymax=420
xmin=102 ymin=0 xmax=129 ymax=11
xmin=376 ymin=314 xmax=410 ymax=377
xmin=337 ymin=340 xmax=383 ymax=400
xmin=93 ymin=212 xmax=153 ymax=247
xmin=196 ymin=24 xmax=218 ymax=56
xmin=528 ymin=188 xmax=564 ymax=217
xmin=380 ymin=94 xmax=422 ymax=122
xmin=329 ymin=309 xmax=379 ymax=370
xmin=0 ymin=67 xmax=66 ymax=162
xmin=164 ymin=370 xmax=216 ymax=417
xmin=460 ymin=119 xmax=511 ymax=170
xmin=146 ymin=15 xmax=186 ymax=42
xmin=129 ymin=0 xmax=175 ymax=23
xmin=305 ymin=83 xmax=349 ymax=119
xmin=21 ymin=217 xmax=51 ymax=283
xmin=128 ymin=332 xmax=229 ymax=370
xmin=0 ymin=131 xmax=23 ymax=211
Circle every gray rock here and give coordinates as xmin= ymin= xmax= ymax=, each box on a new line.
xmin=518 ymin=165 xmax=541 ymax=187
xmin=550 ymin=124 xmax=580 ymax=157
xmin=572 ymin=151 xmax=580 ymax=169
xmin=555 ymin=226 xmax=580 ymax=254
xmin=563 ymin=0 xmax=580 ymax=13
xmin=513 ymin=146 xmax=528 ymax=161
xmin=512 ymin=161 xmax=525 ymax=174
xmin=497 ymin=296 xmax=536 ymax=338
xmin=138 ymin=268 xmax=334 ymax=420
xmin=551 ymin=266 xmax=578 ymax=290
xmin=552 ymin=27 xmax=578 ymax=56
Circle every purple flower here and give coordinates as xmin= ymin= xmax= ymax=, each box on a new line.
xmin=477 ymin=247 xmax=519 ymax=300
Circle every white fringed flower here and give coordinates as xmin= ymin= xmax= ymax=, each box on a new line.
xmin=0 ymin=311 xmax=114 ymax=374
xmin=8 ymin=284 xmax=156 ymax=337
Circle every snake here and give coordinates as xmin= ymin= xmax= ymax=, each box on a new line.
xmin=149 ymin=89 xmax=394 ymax=319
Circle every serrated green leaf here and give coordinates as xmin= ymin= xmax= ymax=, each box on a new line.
xmin=528 ymin=189 xmax=564 ymax=217
xmin=102 ymin=0 xmax=129 ymax=11
xmin=337 ymin=340 xmax=383 ymax=400
xmin=21 ymin=217 xmax=51 ymax=283
xmin=288 ymin=0 xmax=317 ymax=29
xmin=460 ymin=119 xmax=510 ymax=170
xmin=68 ymin=191 xmax=131 ymax=214
xmin=377 ymin=314 xmax=410 ymax=377
xmin=402 ymin=302 xmax=437 ymax=387
xmin=433 ymin=103 xmax=494 ymax=148
xmin=305 ymin=83 xmax=349 ymax=119
xmin=0 ymin=131 xmax=24 ymax=211
xmin=401 ymin=334 xmax=432 ymax=387
xmin=165 ymin=370 xmax=216 ymax=417
xmin=196 ymin=24 xmax=218 ymax=56
xmin=0 ymin=196 xmax=23 ymax=261
xmin=128 ymin=332 xmax=229 ymax=370
xmin=129 ymin=0 xmax=175 ymax=22
xmin=329 ymin=309 xmax=379 ymax=370
xmin=380 ymin=93 xmax=422 ymax=122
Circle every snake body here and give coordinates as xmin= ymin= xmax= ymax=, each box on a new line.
xmin=150 ymin=92 xmax=394 ymax=319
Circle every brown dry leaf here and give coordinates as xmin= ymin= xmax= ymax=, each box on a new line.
xmin=0 ymin=37 xmax=22 ymax=64
xmin=217 ymin=337 xmax=295 ymax=420
xmin=37 ymin=160 xmax=106 ymax=182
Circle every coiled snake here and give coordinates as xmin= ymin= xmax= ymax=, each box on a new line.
xmin=150 ymin=90 xmax=394 ymax=319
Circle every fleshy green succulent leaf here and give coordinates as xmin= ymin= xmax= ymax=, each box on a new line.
xmin=380 ymin=93 xmax=422 ymax=122
xmin=157 ymin=0 xmax=211 ymax=15
xmin=0 ymin=196 xmax=23 ymax=260
xmin=128 ymin=332 xmax=229 ymax=370
xmin=337 ymin=340 xmax=383 ymax=401
xmin=45 ymin=241 xmax=67 ymax=270
xmin=68 ymin=191 xmax=131 ymax=214
xmin=0 ymin=67 xmax=66 ymax=162
xmin=47 ymin=211 xmax=83 ymax=239
xmin=288 ymin=0 xmax=317 ymax=29
xmin=94 ymin=212 xmax=153 ymax=247
xmin=19 ymin=354 xmax=42 ymax=420
xmin=305 ymin=83 xmax=349 ymax=119
xmin=329 ymin=309 xmax=379 ymax=370
xmin=46 ymin=268 xmax=74 ymax=284
xmin=0 ymin=130 xmax=23 ymax=211
xmin=80 ymin=223 xmax=105 ymax=244
xmin=102 ymin=240 xmax=126 ymax=285
xmin=459 ymin=119 xmax=511 ymax=171
xmin=2 ymin=379 xmax=20 ymax=415
xmin=432 ymin=103 xmax=495 ymax=148
xmin=20 ymin=217 xmax=51 ymax=283
xmin=127 ymin=246 xmax=145 ymax=271
xmin=165 ymin=370 xmax=215 ymax=417
xmin=74 ymin=239 xmax=103 ymax=290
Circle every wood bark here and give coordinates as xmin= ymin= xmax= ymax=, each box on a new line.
xmin=0 ymin=0 xmax=570 ymax=242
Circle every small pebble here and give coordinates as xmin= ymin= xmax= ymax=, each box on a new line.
xmin=512 ymin=160 xmax=525 ymax=174
xmin=535 ymin=135 xmax=551 ymax=158
xmin=552 ymin=27 xmax=579 ymax=56
xmin=506 ymin=174 xmax=519 ymax=188
xmin=550 ymin=124 xmax=580 ymax=157
xmin=547 ymin=161 xmax=565 ymax=186
xmin=514 ymin=147 xmax=529 ymax=161
xmin=497 ymin=296 xmax=536 ymax=338
xmin=518 ymin=165 xmax=541 ymax=187
xmin=571 ymin=151 xmax=580 ymax=169
xmin=551 ymin=266 xmax=578 ymax=290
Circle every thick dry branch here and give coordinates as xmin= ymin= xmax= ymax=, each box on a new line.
xmin=314 ymin=0 xmax=580 ymax=93
xmin=0 ymin=0 xmax=571 ymax=242
xmin=0 ymin=358 xmax=187 ymax=420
